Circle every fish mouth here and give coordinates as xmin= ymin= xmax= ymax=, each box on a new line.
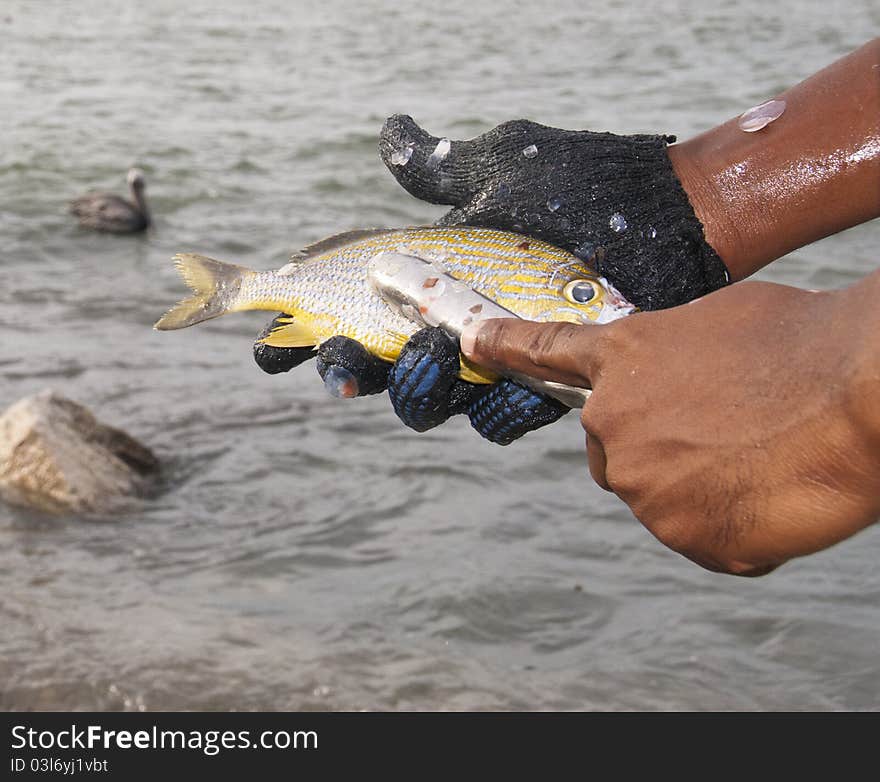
xmin=596 ymin=278 xmax=637 ymax=322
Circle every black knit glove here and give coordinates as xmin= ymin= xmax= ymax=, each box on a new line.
xmin=378 ymin=114 xmax=729 ymax=311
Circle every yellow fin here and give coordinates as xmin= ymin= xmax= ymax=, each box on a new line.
xmin=373 ymin=331 xmax=410 ymax=363
xmin=459 ymin=355 xmax=498 ymax=385
xmin=261 ymin=320 xmax=317 ymax=348
xmin=154 ymin=253 xmax=253 ymax=330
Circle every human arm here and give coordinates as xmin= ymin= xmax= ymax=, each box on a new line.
xmin=668 ymin=36 xmax=880 ymax=280
xmin=459 ymin=269 xmax=880 ymax=575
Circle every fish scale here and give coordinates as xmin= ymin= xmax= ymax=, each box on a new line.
xmin=155 ymin=226 xmax=635 ymax=383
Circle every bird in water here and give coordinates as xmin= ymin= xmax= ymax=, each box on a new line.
xmin=69 ymin=167 xmax=151 ymax=234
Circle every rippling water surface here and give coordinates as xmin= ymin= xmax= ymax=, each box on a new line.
xmin=1 ymin=0 xmax=879 ymax=711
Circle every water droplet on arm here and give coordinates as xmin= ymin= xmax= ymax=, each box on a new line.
xmin=609 ymin=213 xmax=627 ymax=232
xmin=546 ymin=196 xmax=563 ymax=212
xmin=522 ymin=144 xmax=538 ymax=159
xmin=738 ymin=99 xmax=786 ymax=132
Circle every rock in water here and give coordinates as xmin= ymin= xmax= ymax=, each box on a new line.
xmin=0 ymin=390 xmax=159 ymax=514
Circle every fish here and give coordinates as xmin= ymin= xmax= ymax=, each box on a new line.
xmin=154 ymin=226 xmax=636 ymax=384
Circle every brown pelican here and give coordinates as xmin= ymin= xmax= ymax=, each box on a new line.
xmin=70 ymin=168 xmax=151 ymax=233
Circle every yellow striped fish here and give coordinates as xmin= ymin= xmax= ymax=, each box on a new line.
xmin=154 ymin=226 xmax=635 ymax=383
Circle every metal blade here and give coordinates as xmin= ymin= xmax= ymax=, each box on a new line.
xmin=367 ymin=251 xmax=591 ymax=409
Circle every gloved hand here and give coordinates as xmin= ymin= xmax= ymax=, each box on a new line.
xmin=378 ymin=114 xmax=729 ymax=312
xmin=254 ymin=316 xmax=568 ymax=446
xmin=256 ymin=115 xmax=730 ymax=444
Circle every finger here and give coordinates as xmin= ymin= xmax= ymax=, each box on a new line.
xmin=460 ymin=319 xmax=604 ymax=389
xmin=586 ymin=432 xmax=611 ymax=492
xmin=468 ymin=379 xmax=569 ymax=445
xmin=315 ymin=336 xmax=390 ymax=397
xmin=387 ymin=327 xmax=462 ymax=431
xmin=379 ymin=114 xmax=474 ymax=206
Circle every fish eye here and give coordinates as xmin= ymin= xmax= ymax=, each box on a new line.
xmin=563 ymin=279 xmax=599 ymax=305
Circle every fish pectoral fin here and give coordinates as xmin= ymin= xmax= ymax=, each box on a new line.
xmin=373 ymin=331 xmax=410 ymax=363
xmin=260 ymin=320 xmax=318 ymax=349
xmin=459 ymin=355 xmax=498 ymax=385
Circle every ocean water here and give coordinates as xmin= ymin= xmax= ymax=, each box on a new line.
xmin=1 ymin=0 xmax=878 ymax=711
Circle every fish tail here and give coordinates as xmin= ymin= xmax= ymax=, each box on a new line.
xmin=154 ymin=253 xmax=256 ymax=330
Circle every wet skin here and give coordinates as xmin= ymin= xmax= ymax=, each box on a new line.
xmin=668 ymin=37 xmax=880 ymax=280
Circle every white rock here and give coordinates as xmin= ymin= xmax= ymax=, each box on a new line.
xmin=0 ymin=390 xmax=159 ymax=514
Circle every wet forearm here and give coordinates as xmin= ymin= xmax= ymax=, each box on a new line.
xmin=668 ymin=37 xmax=880 ymax=281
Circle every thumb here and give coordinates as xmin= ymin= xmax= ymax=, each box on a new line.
xmin=379 ymin=114 xmax=474 ymax=206
xmin=460 ymin=319 xmax=604 ymax=390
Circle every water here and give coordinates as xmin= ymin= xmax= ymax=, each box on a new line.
xmin=1 ymin=0 xmax=879 ymax=711
xmin=738 ymin=98 xmax=787 ymax=132
xmin=609 ymin=212 xmax=628 ymax=233
xmin=390 ymin=144 xmax=414 ymax=167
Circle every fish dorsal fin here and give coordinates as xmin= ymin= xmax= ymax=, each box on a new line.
xmin=293 ymin=228 xmax=397 ymax=260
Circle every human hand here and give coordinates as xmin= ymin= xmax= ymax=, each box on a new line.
xmin=316 ymin=113 xmax=727 ymax=440
xmin=459 ymin=274 xmax=880 ymax=575
xmin=255 ymin=113 xmax=729 ymax=442
xmin=253 ymin=316 xmax=569 ymax=445
xmin=379 ymin=114 xmax=730 ymax=311
xmin=254 ymin=111 xmax=733 ymax=441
